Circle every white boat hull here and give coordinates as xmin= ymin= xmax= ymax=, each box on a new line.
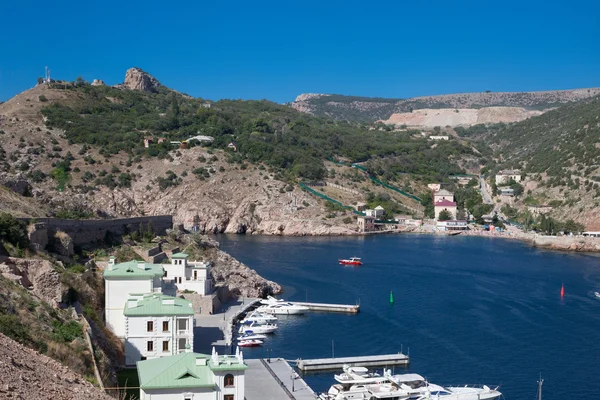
xmin=258 ymin=307 xmax=308 ymax=315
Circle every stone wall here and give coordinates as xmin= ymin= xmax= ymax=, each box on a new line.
xmin=181 ymin=292 xmax=221 ymax=315
xmin=19 ymin=216 xmax=173 ymax=246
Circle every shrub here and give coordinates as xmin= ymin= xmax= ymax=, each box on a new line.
xmin=0 ymin=213 xmax=29 ymax=248
xmin=51 ymin=320 xmax=83 ymax=343
xmin=38 ymin=95 xmax=48 ymax=102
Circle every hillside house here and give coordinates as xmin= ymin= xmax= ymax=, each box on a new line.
xmin=429 ymin=135 xmax=449 ymax=140
xmin=355 ymin=202 xmax=367 ymax=212
xmin=104 ymin=257 xmax=164 ymax=339
xmin=495 ymin=170 xmax=522 ymax=185
xmin=434 ymin=199 xmax=457 ymax=220
xmin=433 ymin=189 xmax=454 ymax=203
xmin=374 ymin=205 xmax=385 ymax=218
xmin=137 ymin=348 xmax=247 ymax=400
xmin=427 ymin=183 xmax=441 ymax=192
xmin=163 ymin=253 xmax=212 ymax=295
xmin=357 ymin=215 xmax=376 ymax=232
xmin=144 ymin=138 xmax=154 ymax=148
xmin=498 ymin=187 xmax=515 ymax=196
xmin=528 ymin=205 xmax=553 ymax=215
xmin=123 ymin=293 xmax=194 ymax=366
xmin=227 ymin=142 xmax=237 ymax=152
xmin=395 ymin=215 xmax=413 ymax=224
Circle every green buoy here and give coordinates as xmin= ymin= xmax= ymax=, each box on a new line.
xmin=389 ymin=290 xmax=394 ymax=304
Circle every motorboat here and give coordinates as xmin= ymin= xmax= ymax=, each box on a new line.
xmin=319 ymin=366 xmax=502 ymax=400
xmin=257 ymin=296 xmax=309 ymax=315
xmin=595 ymin=291 xmax=600 ymax=299
xmin=238 ymin=339 xmax=263 ymax=347
xmin=390 ymin=373 xmax=502 ymax=400
xmin=237 ymin=332 xmax=267 ymax=341
xmin=319 ymin=366 xmax=403 ymax=399
xmin=238 ymin=320 xmax=278 ymax=334
xmin=241 ymin=310 xmax=278 ymax=323
xmin=339 ymin=257 xmax=362 ymax=266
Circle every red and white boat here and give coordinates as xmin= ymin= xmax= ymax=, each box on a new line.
xmin=238 ymin=339 xmax=263 ymax=347
xmin=339 ymin=257 xmax=362 ymax=266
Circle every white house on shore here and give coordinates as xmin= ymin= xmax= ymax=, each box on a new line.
xmin=163 ymin=253 xmax=212 ymax=295
xmin=123 ymin=293 xmax=195 ymax=366
xmin=437 ymin=220 xmax=468 ymax=231
xmin=433 ymin=189 xmax=454 ymax=203
xmin=137 ymin=347 xmax=247 ymax=400
xmin=434 ymin=199 xmax=457 ymax=220
xmin=104 ymin=257 xmax=164 ymax=339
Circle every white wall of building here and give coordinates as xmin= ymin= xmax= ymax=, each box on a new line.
xmin=125 ymin=315 xmax=194 ymax=366
xmin=105 ymin=279 xmax=154 ymax=338
xmin=139 ymin=372 xmax=245 ymax=400
xmin=163 ymin=260 xmax=212 ymax=295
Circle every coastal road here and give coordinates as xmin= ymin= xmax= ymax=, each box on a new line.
xmin=479 ymin=176 xmax=493 ymax=205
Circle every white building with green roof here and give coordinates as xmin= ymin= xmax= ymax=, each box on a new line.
xmin=163 ymin=253 xmax=212 ymax=295
xmin=103 ymin=256 xmax=165 ymax=339
xmin=137 ymin=347 xmax=247 ymax=400
xmin=123 ymin=293 xmax=195 ymax=366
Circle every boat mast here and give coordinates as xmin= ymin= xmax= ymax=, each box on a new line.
xmin=537 ymin=375 xmax=544 ymax=400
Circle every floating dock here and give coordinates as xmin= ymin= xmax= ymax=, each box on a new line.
xmin=290 ymin=301 xmax=360 ymax=314
xmin=296 ymin=353 xmax=409 ymax=371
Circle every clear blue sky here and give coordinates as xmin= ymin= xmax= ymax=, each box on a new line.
xmin=2 ymin=0 xmax=599 ymax=103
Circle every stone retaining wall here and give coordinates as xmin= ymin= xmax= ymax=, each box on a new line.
xmin=20 ymin=216 xmax=173 ymax=246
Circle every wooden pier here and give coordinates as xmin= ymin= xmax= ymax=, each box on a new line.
xmin=296 ymin=353 xmax=409 ymax=372
xmin=290 ymin=301 xmax=360 ymax=314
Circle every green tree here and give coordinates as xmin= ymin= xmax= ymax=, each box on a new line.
xmin=438 ymin=209 xmax=453 ymax=221
xmin=0 ymin=213 xmax=29 ymax=248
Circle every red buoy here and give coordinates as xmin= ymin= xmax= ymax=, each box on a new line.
xmin=560 ymin=283 xmax=565 ymax=298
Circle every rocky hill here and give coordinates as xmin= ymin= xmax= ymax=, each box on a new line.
xmin=289 ymin=88 xmax=600 ymax=123
xmin=0 ymin=333 xmax=113 ymax=400
xmin=461 ymin=94 xmax=600 ymax=229
xmin=0 ymin=68 xmax=480 ymax=235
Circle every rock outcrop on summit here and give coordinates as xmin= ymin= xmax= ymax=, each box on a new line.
xmin=119 ymin=67 xmax=162 ymax=92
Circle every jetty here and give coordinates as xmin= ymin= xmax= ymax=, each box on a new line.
xmin=290 ymin=301 xmax=360 ymax=314
xmin=296 ymin=353 xmax=409 ymax=372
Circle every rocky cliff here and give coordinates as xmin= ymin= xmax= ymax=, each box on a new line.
xmin=118 ymin=67 xmax=162 ymax=92
xmin=289 ymin=88 xmax=600 ymax=123
xmin=381 ymin=107 xmax=544 ymax=127
xmin=0 ymin=333 xmax=113 ymax=400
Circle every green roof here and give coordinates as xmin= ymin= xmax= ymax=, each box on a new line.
xmin=137 ymin=352 xmax=247 ymax=390
xmin=124 ymin=293 xmax=194 ymax=317
xmin=171 ymin=252 xmax=189 ymax=258
xmin=103 ymin=261 xmax=163 ymax=280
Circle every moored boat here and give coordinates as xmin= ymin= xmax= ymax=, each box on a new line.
xmin=595 ymin=291 xmax=600 ymax=299
xmin=237 ymin=332 xmax=267 ymax=341
xmin=241 ymin=310 xmax=278 ymax=323
xmin=238 ymin=339 xmax=263 ymax=347
xmin=339 ymin=257 xmax=362 ymax=266
xmin=319 ymin=365 xmax=502 ymax=400
xmin=238 ymin=320 xmax=278 ymax=334
xmin=257 ymin=296 xmax=309 ymax=315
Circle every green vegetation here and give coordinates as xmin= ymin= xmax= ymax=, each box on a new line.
xmin=438 ymin=209 xmax=453 ymax=221
xmin=0 ymin=213 xmax=29 ymax=248
xmin=40 ymin=83 xmax=476 ymax=185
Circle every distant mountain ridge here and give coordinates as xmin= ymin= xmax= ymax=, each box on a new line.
xmin=289 ymin=88 xmax=600 ymax=122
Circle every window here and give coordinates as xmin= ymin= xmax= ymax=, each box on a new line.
xmin=178 ymin=319 xmax=187 ymax=331
xmin=162 ymin=341 xmax=169 ymax=352
xmin=163 ymin=321 xmax=169 ymax=332
xmin=147 ymin=341 xmax=153 ymax=352
xmin=224 ymin=396 xmax=234 ymax=400
xmin=147 ymin=321 xmax=153 ymax=332
xmin=224 ymin=374 xmax=234 ymax=387
xmin=193 ymin=270 xmax=198 ymax=280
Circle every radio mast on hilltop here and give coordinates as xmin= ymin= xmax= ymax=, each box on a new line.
xmin=44 ymin=66 xmax=51 ymax=83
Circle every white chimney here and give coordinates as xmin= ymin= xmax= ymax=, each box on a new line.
xmin=108 ymin=256 xmax=115 ymax=271
xmin=196 ymin=357 xmax=206 ymax=365
xmin=137 ymin=261 xmax=145 ymax=270
xmin=128 ymin=299 xmax=138 ymax=308
xmin=162 ymin=299 xmax=175 ymax=306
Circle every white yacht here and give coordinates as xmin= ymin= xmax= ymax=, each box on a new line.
xmin=320 ymin=366 xmax=405 ymax=400
xmin=390 ymin=373 xmax=502 ymax=400
xmin=238 ymin=320 xmax=278 ymax=334
xmin=241 ymin=310 xmax=278 ymax=324
xmin=319 ymin=366 xmax=502 ymax=400
xmin=256 ymin=296 xmax=310 ymax=315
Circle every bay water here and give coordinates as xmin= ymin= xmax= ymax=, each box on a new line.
xmin=219 ymin=234 xmax=600 ymax=399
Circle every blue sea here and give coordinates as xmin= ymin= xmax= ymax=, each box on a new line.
xmin=218 ymin=234 xmax=600 ymax=400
